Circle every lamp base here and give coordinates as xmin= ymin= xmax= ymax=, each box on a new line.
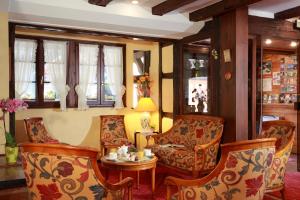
xmin=140 ymin=112 xmax=152 ymax=133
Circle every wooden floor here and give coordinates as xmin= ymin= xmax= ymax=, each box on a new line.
xmin=0 ymin=154 xmax=298 ymax=199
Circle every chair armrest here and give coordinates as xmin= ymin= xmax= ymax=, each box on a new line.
xmin=193 ymin=133 xmax=222 ymax=171
xmin=105 ymin=177 xmax=134 ymax=191
xmin=150 ymin=129 xmax=173 ymax=144
xmin=164 ymin=175 xmax=216 ymax=200
xmin=194 ymin=132 xmax=222 ymax=152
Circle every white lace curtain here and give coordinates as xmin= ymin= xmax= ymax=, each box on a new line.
xmin=76 ymin=44 xmax=99 ymax=110
xmin=14 ymin=39 xmax=37 ymax=99
xmin=103 ymin=45 xmax=125 ymax=109
xmin=44 ymin=40 xmax=69 ymax=111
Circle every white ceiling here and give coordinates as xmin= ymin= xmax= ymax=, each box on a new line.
xmin=3 ymin=0 xmax=300 ymax=39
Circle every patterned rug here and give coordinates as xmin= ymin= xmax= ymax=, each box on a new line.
xmin=101 ymin=166 xmax=300 ymax=200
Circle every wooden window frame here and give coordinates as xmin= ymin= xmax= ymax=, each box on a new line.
xmin=12 ymin=35 xmax=126 ymax=109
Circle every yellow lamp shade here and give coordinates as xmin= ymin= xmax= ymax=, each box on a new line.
xmin=135 ymin=97 xmax=156 ymax=112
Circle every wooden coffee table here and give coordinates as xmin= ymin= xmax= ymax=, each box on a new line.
xmin=101 ymin=156 xmax=158 ymax=195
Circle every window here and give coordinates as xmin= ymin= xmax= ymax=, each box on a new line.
xmin=14 ymin=39 xmax=37 ymax=100
xmin=13 ymin=37 xmax=126 ymax=109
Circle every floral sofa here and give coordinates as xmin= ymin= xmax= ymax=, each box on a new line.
xmin=19 ymin=143 xmax=133 ymax=200
xmin=165 ymin=138 xmax=277 ymax=200
xmin=149 ymin=115 xmax=224 ymax=177
xmin=259 ymin=120 xmax=295 ymax=199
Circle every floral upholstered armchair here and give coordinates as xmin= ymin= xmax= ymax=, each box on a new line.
xmin=165 ymin=138 xmax=277 ymax=200
xmin=19 ymin=143 xmax=133 ymax=200
xmin=24 ymin=117 xmax=60 ymax=143
xmin=258 ymin=120 xmax=295 ymax=199
xmin=100 ymin=115 xmax=130 ymax=155
xmin=149 ymin=115 xmax=224 ymax=177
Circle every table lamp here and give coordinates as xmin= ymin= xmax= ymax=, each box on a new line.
xmin=135 ymin=97 xmax=156 ymax=133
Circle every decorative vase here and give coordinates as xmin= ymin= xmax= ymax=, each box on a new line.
xmin=5 ymin=146 xmax=19 ymax=165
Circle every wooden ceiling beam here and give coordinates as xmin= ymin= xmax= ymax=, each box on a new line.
xmin=88 ymin=0 xmax=112 ymax=7
xmin=275 ymin=6 xmax=300 ymax=20
xmin=189 ymin=0 xmax=262 ymax=22
xmin=152 ymin=0 xmax=197 ymax=16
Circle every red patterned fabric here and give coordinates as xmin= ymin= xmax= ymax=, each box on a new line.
xmin=150 ymin=115 xmax=224 ymax=173
xmin=21 ymin=151 xmax=123 ymax=200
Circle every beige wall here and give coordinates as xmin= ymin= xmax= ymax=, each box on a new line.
xmin=0 ymin=18 xmax=175 ymax=153
xmin=15 ymin=41 xmax=159 ymax=151
xmin=161 ymin=45 xmax=174 ymax=132
xmin=0 ymin=12 xmax=9 ymax=154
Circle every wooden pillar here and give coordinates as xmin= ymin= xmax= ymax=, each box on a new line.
xmin=218 ymin=7 xmax=249 ymax=142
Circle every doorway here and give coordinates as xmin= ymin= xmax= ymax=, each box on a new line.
xmin=250 ymin=36 xmax=299 ymax=171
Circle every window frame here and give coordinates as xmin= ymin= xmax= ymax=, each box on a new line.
xmin=12 ymin=35 xmax=126 ymax=108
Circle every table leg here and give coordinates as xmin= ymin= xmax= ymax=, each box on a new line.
xmin=151 ymin=167 xmax=156 ymax=195
xmin=119 ymin=170 xmax=123 ymax=181
xmin=137 ymin=171 xmax=140 ymax=189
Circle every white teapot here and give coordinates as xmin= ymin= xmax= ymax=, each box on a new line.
xmin=117 ymin=145 xmax=129 ymax=156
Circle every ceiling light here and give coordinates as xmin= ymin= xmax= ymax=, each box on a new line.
xmin=290 ymin=41 xmax=298 ymax=47
xmin=265 ymin=39 xmax=272 ymax=45
xmin=131 ymin=0 xmax=139 ymax=4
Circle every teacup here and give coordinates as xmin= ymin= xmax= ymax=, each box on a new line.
xmin=144 ymin=148 xmax=152 ymax=157
xmin=108 ymin=152 xmax=117 ymax=160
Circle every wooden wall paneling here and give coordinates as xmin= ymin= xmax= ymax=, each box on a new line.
xmin=159 ymin=43 xmax=163 ymax=133
xmin=275 ymin=6 xmax=300 ymax=20
xmin=173 ymin=41 xmax=182 ymax=116
xmin=209 ymin=18 xmax=220 ymax=115
xmin=297 ymin=39 xmax=300 ymax=171
xmin=67 ymin=41 xmax=77 ymax=108
xmin=249 ymin=16 xmax=300 ymax=40
xmin=189 ymin=0 xmax=262 ymax=22
xmin=249 ymin=36 xmax=257 ymax=139
xmin=12 ymin=23 xmax=176 ymax=45
xmin=218 ymin=7 xmax=249 ymax=142
xmin=9 ymin=23 xmax=16 ymax=136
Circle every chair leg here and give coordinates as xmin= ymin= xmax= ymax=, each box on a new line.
xmin=280 ymin=188 xmax=285 ymax=200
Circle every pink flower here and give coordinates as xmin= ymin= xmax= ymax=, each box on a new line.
xmin=0 ymin=98 xmax=28 ymax=113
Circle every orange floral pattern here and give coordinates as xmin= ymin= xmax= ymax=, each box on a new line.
xmin=259 ymin=121 xmax=295 ymax=191
xmin=24 ymin=118 xmax=59 ymax=144
xmin=100 ymin=115 xmax=129 ymax=146
xmin=177 ymin=147 xmax=275 ymax=200
xmin=150 ymin=116 xmax=224 ymax=172
xmin=21 ymin=152 xmax=123 ymax=200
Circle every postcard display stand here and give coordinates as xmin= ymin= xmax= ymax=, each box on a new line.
xmin=262 ymin=54 xmax=297 ymax=105
xmin=261 ymin=53 xmax=298 ymax=153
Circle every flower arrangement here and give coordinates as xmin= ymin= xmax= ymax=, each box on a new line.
xmin=135 ymin=72 xmax=151 ymax=97
xmin=0 ymin=98 xmax=28 ymax=147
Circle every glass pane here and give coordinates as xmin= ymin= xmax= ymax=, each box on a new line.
xmin=104 ymin=84 xmax=115 ymax=101
xmin=44 ymin=64 xmax=52 ymax=82
xmin=18 ymin=82 xmax=36 ymax=100
xmin=183 ymin=39 xmax=210 ymax=113
xmin=133 ymin=50 xmax=150 ymax=76
xmin=133 ymin=83 xmax=139 ymax=108
xmin=86 ymin=84 xmax=97 ymax=100
xmin=44 ymin=83 xmax=58 ymax=101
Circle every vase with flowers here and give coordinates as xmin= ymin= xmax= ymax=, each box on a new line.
xmin=0 ymin=98 xmax=28 ymax=164
xmin=136 ymin=72 xmax=151 ymax=97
